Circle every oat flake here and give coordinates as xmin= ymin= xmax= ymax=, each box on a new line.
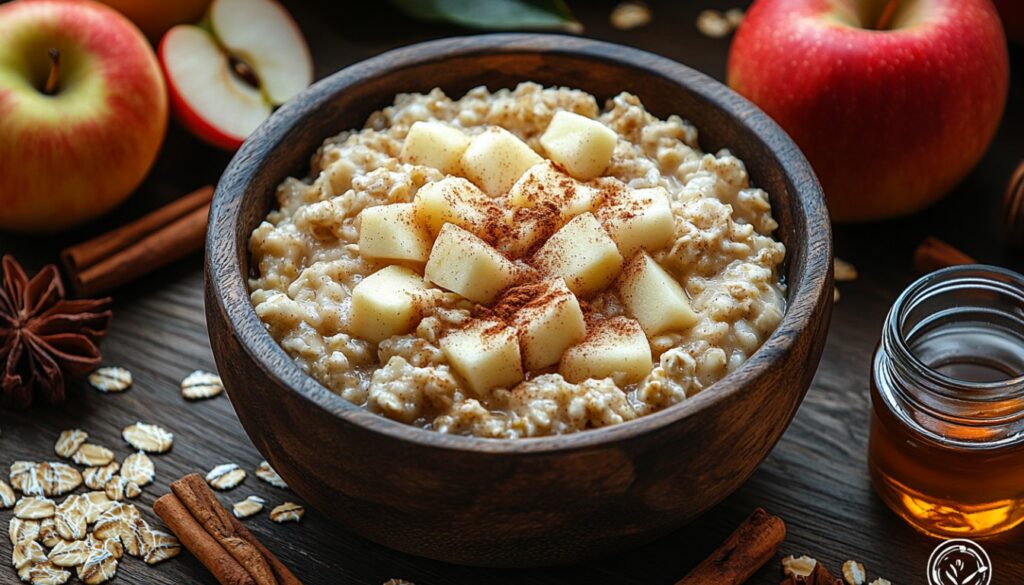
xmin=54 ymin=495 xmax=88 ymax=541
xmin=121 ymin=452 xmax=155 ymax=487
xmin=232 ymin=495 xmax=265 ymax=519
xmin=83 ymin=463 xmax=120 ymax=491
xmin=38 ymin=518 xmax=61 ymax=548
xmin=104 ymin=475 xmax=141 ymax=501
xmin=82 ymin=491 xmax=116 ymax=524
xmin=181 ymin=370 xmax=224 ymax=400
xmin=48 ymin=539 xmax=92 ymax=568
xmin=19 ymin=561 xmax=70 ymax=585
xmin=142 ymin=530 xmax=181 ymax=565
xmin=270 ymin=502 xmax=304 ymax=524
xmin=206 ymin=464 xmax=246 ymax=490
xmin=255 ymin=461 xmax=288 ymax=489
xmin=122 ymin=422 xmax=173 ymax=453
xmin=92 ymin=503 xmax=141 ymax=554
xmin=88 ymin=366 xmax=132 ymax=393
xmin=54 ymin=429 xmax=88 ymax=459
xmin=71 ymin=444 xmax=115 ymax=467
xmin=12 ymin=539 xmax=47 ymax=570
xmin=0 ymin=479 xmax=15 ymax=508
xmin=11 ymin=462 xmax=82 ymax=497
xmin=77 ymin=546 xmax=119 ymax=585
xmin=9 ymin=517 xmax=41 ymax=545
xmin=15 ymin=496 xmax=56 ymax=520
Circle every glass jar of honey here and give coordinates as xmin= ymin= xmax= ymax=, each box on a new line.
xmin=869 ymin=264 xmax=1024 ymax=538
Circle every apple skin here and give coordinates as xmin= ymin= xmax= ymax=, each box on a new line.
xmin=728 ymin=0 xmax=1009 ymax=222
xmin=0 ymin=0 xmax=167 ymax=233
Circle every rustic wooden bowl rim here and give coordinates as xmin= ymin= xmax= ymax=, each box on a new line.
xmin=208 ymin=33 xmax=832 ymax=455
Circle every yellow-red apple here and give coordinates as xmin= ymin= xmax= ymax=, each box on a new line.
xmin=728 ymin=0 xmax=1009 ymax=222
xmin=159 ymin=0 xmax=312 ymax=150
xmin=0 ymin=0 xmax=167 ymax=232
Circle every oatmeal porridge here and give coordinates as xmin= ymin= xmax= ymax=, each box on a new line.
xmin=249 ymin=82 xmax=786 ymax=438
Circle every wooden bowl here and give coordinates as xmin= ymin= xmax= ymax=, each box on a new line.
xmin=206 ymin=34 xmax=833 ymax=567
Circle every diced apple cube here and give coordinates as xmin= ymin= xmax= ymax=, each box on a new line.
xmin=400 ymin=121 xmax=470 ymax=175
xmin=508 ymin=161 xmax=597 ymax=218
xmin=440 ymin=319 xmax=524 ymax=394
xmin=504 ymin=278 xmax=587 ymax=370
xmin=357 ymin=203 xmax=432 ymax=266
xmin=412 ymin=177 xmax=496 ymax=238
xmin=350 ymin=266 xmax=429 ymax=343
xmin=559 ymin=317 xmax=652 ymax=384
xmin=617 ymin=252 xmax=698 ymax=336
xmin=539 ymin=111 xmax=617 ymax=180
xmin=532 ymin=212 xmax=623 ymax=296
xmin=424 ymin=223 xmax=520 ymax=304
xmin=460 ymin=126 xmax=543 ymax=196
xmin=596 ymin=187 xmax=675 ymax=258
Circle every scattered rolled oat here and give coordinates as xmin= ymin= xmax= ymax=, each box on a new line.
xmin=76 ymin=544 xmax=119 ymax=585
xmin=0 ymin=479 xmax=14 ymax=508
xmin=782 ymin=555 xmax=817 ymax=578
xmin=122 ymin=422 xmax=174 ymax=454
xmin=232 ymin=495 xmax=265 ymax=519
xmin=834 ymin=287 xmax=841 ymax=303
xmin=18 ymin=560 xmax=70 ymax=585
xmin=206 ymin=464 xmax=246 ymax=491
xmin=269 ymin=502 xmax=304 ymax=524
xmin=834 ymin=257 xmax=858 ymax=282
xmin=141 ymin=530 xmax=181 ymax=565
xmin=88 ymin=367 xmax=132 ymax=393
xmin=724 ymin=7 xmax=745 ymax=27
xmin=180 ymin=370 xmax=224 ymax=400
xmin=10 ymin=461 xmax=82 ymax=497
xmin=38 ymin=518 xmax=61 ymax=548
xmin=71 ymin=444 xmax=115 ymax=467
xmin=121 ymin=452 xmax=155 ymax=487
xmin=81 ymin=492 xmax=116 ymax=524
xmin=12 ymin=539 xmax=47 ymax=570
xmin=609 ymin=1 xmax=651 ymax=30
xmin=54 ymin=430 xmax=88 ymax=459
xmin=15 ymin=496 xmax=56 ymax=520
xmin=696 ymin=9 xmax=732 ymax=38
xmin=9 ymin=517 xmax=41 ymax=545
xmin=843 ymin=560 xmax=866 ymax=585
xmin=255 ymin=461 xmax=288 ymax=489
xmin=48 ymin=539 xmax=92 ymax=568
xmin=92 ymin=503 xmax=143 ymax=556
xmin=104 ymin=476 xmax=141 ymax=501
xmin=54 ymin=495 xmax=88 ymax=541
xmin=83 ymin=463 xmax=120 ymax=491
xmin=868 ymin=580 xmax=891 ymax=585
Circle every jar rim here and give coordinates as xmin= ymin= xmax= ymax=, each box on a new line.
xmin=884 ymin=264 xmax=1024 ymax=401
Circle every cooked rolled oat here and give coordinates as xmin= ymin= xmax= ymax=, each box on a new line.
xmin=83 ymin=463 xmax=120 ymax=491
xmin=180 ymin=370 xmax=224 ymax=400
xmin=269 ymin=502 xmax=304 ymax=524
xmin=14 ymin=496 xmax=56 ymax=520
xmin=71 ymin=444 xmax=115 ymax=467
xmin=206 ymin=464 xmax=246 ymax=491
xmin=0 ymin=479 xmax=14 ymax=508
xmin=87 ymin=367 xmax=132 ymax=393
xmin=120 ymin=452 xmax=155 ymax=487
xmin=255 ymin=461 xmax=288 ymax=489
xmin=121 ymin=422 xmax=174 ymax=453
xmin=54 ymin=429 xmax=88 ymax=459
xmin=232 ymin=495 xmax=266 ymax=519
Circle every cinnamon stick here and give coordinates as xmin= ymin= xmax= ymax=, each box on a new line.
xmin=154 ymin=493 xmax=257 ymax=585
xmin=226 ymin=513 xmax=302 ymax=585
xmin=171 ymin=474 xmax=279 ymax=585
xmin=913 ymin=237 xmax=976 ymax=274
xmin=675 ymin=508 xmax=786 ymax=585
xmin=61 ymin=185 xmax=213 ymax=297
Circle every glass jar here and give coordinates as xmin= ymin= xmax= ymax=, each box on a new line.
xmin=869 ymin=264 xmax=1024 ymax=538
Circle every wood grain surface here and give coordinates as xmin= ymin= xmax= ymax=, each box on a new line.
xmin=2 ymin=1 xmax=1023 ymax=583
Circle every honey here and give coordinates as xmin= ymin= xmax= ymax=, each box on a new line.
xmin=869 ymin=265 xmax=1024 ymax=538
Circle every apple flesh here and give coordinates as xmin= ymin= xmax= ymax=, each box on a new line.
xmin=159 ymin=0 xmax=312 ymax=150
xmin=728 ymin=0 xmax=1009 ymax=222
xmin=0 ymin=0 xmax=167 ymax=232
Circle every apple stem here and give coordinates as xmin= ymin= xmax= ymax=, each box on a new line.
xmin=44 ymin=48 xmax=60 ymax=95
xmin=874 ymin=0 xmax=901 ymax=30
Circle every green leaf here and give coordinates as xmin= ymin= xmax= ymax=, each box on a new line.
xmin=389 ymin=0 xmax=581 ymax=32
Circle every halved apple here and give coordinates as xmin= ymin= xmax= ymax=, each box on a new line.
xmin=158 ymin=0 xmax=312 ymax=150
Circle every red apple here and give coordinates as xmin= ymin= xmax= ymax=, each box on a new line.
xmin=158 ymin=0 xmax=312 ymax=150
xmin=0 ymin=0 xmax=167 ymax=233
xmin=728 ymin=0 xmax=1009 ymax=222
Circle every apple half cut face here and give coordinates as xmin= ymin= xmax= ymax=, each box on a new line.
xmin=159 ymin=0 xmax=312 ymax=150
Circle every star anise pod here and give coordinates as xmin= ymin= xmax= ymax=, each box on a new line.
xmin=0 ymin=255 xmax=112 ymax=409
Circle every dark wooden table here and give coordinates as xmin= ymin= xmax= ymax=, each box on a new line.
xmin=2 ymin=2 xmax=1022 ymax=583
